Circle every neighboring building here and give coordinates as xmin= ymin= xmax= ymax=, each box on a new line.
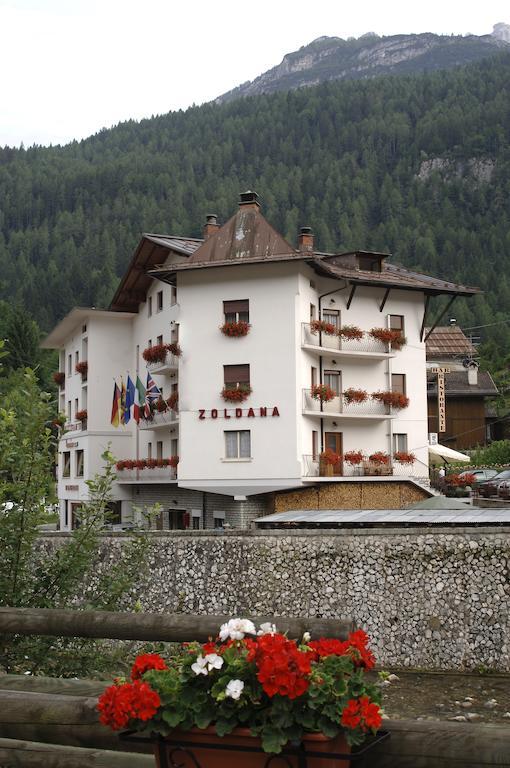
xmin=42 ymin=192 xmax=480 ymax=530
xmin=426 ymin=325 xmax=498 ymax=450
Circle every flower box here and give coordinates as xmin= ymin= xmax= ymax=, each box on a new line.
xmin=99 ymin=620 xmax=383 ymax=765
xmin=75 ymin=361 xmax=88 ymax=379
xmin=343 ymin=388 xmax=368 ymax=405
xmin=53 ymin=371 xmax=65 ymax=387
xmin=337 ymin=325 xmax=364 ymax=341
xmin=310 ymin=319 xmax=338 ymax=336
xmin=75 ymin=409 xmax=88 ymax=425
xmin=369 ymin=328 xmax=406 ymax=349
xmin=344 ymin=450 xmax=363 ymax=466
xmin=371 ymin=391 xmax=409 ymax=410
xmin=221 ymin=321 xmax=251 ymax=337
xmin=311 ymin=384 xmax=336 ymax=402
xmin=221 ymin=385 xmax=252 ymax=403
xmin=393 ymin=451 xmax=416 ymax=465
xmin=143 ymin=343 xmax=182 ymax=365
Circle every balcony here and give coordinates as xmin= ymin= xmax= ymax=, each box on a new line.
xmin=301 ymin=323 xmax=394 ymax=360
xmin=302 ymin=455 xmax=430 ymax=483
xmin=116 ymin=465 xmax=177 ymax=483
xmin=138 ymin=407 xmax=179 ymax=430
xmin=146 ymin=353 xmax=179 ymax=376
xmin=302 ymin=389 xmax=391 ymax=420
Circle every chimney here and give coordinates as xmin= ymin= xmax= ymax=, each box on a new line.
xmin=203 ymin=214 xmax=220 ymax=240
xmin=298 ymin=226 xmax=314 ymax=252
xmin=239 ymin=190 xmax=260 ymax=210
xmin=467 ymin=362 xmax=478 ymax=386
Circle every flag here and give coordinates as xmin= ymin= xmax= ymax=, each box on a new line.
xmin=120 ymin=378 xmax=126 ymax=425
xmin=124 ymin=376 xmax=135 ymax=424
xmin=145 ymin=371 xmax=161 ymax=417
xmin=134 ymin=376 xmax=145 ymax=423
xmin=110 ymin=382 xmax=120 ymax=427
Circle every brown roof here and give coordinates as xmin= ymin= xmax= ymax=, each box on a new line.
xmin=425 ymin=326 xmax=478 ymax=359
xmin=427 ymin=369 xmax=498 ymax=396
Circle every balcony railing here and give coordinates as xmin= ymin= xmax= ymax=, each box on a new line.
xmin=302 ymin=389 xmax=390 ymax=417
xmin=116 ymin=466 xmax=177 ymax=482
xmin=302 ymin=323 xmax=391 ymax=355
xmin=138 ymin=409 xmax=179 ymax=430
xmin=302 ymin=455 xmax=430 ymax=482
xmin=146 ymin=352 xmax=180 ymax=375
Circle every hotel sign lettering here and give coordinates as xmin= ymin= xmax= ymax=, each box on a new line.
xmin=199 ymin=406 xmax=280 ymax=420
xmin=431 ymin=367 xmax=450 ymax=433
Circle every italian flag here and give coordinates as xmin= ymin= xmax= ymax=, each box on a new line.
xmin=134 ymin=376 xmax=146 ymax=424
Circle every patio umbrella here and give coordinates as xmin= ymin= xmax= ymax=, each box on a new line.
xmin=428 ymin=443 xmax=470 ymax=464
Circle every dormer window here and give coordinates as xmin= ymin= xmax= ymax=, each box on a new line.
xmin=357 ymin=254 xmax=382 ymax=272
xmin=224 ymin=300 xmax=249 ymax=323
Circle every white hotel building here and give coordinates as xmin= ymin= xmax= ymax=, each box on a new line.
xmin=42 ymin=192 xmax=478 ymax=530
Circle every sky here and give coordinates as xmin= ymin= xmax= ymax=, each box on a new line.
xmin=0 ymin=0 xmax=508 ymax=147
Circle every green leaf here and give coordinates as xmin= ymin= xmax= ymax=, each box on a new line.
xmin=162 ymin=710 xmax=183 ymax=728
xmin=261 ymin=726 xmax=286 ymax=754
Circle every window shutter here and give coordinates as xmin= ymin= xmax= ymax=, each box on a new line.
xmin=224 ymin=364 xmax=250 ymax=384
xmin=223 ymin=300 xmax=249 ymax=314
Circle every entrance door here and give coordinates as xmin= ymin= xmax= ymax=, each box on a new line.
xmin=324 ymin=432 xmax=343 ymax=476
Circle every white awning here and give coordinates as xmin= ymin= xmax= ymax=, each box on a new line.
xmin=428 ymin=443 xmax=470 ymax=464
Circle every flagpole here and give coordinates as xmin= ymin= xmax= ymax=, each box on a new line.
xmin=135 ymin=350 xmax=140 ymax=483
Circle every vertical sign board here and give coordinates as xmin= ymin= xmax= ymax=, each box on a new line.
xmin=431 ymin=367 xmax=450 ymax=434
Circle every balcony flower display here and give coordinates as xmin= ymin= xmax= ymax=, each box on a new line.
xmin=142 ymin=343 xmax=168 ymax=364
xmin=221 ymin=384 xmax=252 ymax=403
xmin=369 ymin=328 xmax=406 ymax=349
xmin=51 ymin=413 xmax=67 ymax=430
xmin=338 ymin=325 xmax=364 ymax=341
xmin=393 ymin=451 xmax=416 ymax=465
xmin=368 ymin=451 xmax=390 ymax=466
xmin=344 ymin=450 xmax=364 ymax=465
xmin=371 ymin=391 xmax=409 ymax=410
xmin=97 ymin=619 xmax=382 ymax=760
xmin=310 ymin=384 xmax=336 ymax=402
xmin=166 ymin=391 xmax=179 ymax=411
xmin=310 ymin=319 xmax=338 ymax=336
xmin=320 ymin=448 xmax=342 ymax=468
xmin=75 ymin=360 xmax=88 ymax=377
xmin=75 ymin=409 xmax=88 ymax=423
xmin=168 ymin=455 xmax=179 ymax=468
xmin=53 ymin=371 xmax=65 ymax=387
xmin=166 ymin=342 xmax=182 ymax=357
xmin=155 ymin=397 xmax=168 ymax=413
xmin=343 ymin=388 xmax=368 ymax=404
xmin=221 ymin=321 xmax=250 ymax=337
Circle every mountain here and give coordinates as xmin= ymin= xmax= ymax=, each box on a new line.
xmin=216 ymin=25 xmax=510 ymax=103
xmin=0 ymin=54 xmax=509 ymax=360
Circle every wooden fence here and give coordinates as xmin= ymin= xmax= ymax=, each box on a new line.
xmin=1 ymin=607 xmax=509 ymax=767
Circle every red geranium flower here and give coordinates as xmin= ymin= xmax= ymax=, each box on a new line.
xmin=97 ymin=680 xmax=161 ymax=730
xmin=248 ymin=633 xmax=312 ymax=699
xmin=131 ymin=653 xmax=167 ymax=680
xmin=341 ymin=696 xmax=381 ymax=732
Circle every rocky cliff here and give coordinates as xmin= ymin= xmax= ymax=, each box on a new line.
xmin=216 ymin=25 xmax=510 ymax=103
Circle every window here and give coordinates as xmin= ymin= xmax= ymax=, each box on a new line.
xmin=67 ymin=401 xmax=71 ymax=421
xmin=393 ymin=434 xmax=408 ymax=453
xmin=171 ymin=323 xmax=179 ymax=343
xmin=392 ymin=374 xmax=406 ymax=395
xmin=322 ymin=309 xmax=339 ymax=328
xmin=75 ymin=450 xmax=84 ymax=477
xmin=389 ymin=315 xmax=404 ymax=334
xmin=157 ymin=335 xmax=163 ymax=346
xmin=82 ymin=324 xmax=87 ymax=334
xmin=192 ymin=516 xmax=201 ymax=530
xmin=323 ymin=370 xmax=340 ymax=395
xmin=147 ymin=442 xmax=152 ymax=460
xmin=148 ymin=339 xmax=152 ymax=348
xmin=62 ymin=452 xmax=71 ymax=478
xmin=74 ymin=398 xmax=79 ymax=417
xmin=148 ymin=296 xmax=152 ymax=317
xmin=213 ymin=512 xmax=225 ymax=529
xmin=157 ymin=441 xmax=163 ymax=460
xmin=357 ymin=255 xmax=382 ymax=272
xmin=311 ymin=366 xmax=317 ymax=388
xmin=312 ymin=430 xmax=318 ymax=460
xmin=68 ymin=354 xmax=72 ymax=376
xmin=157 ymin=291 xmax=163 ymax=312
xmin=224 ymin=364 xmax=250 ymax=388
xmin=170 ymin=285 xmax=177 ymax=306
xmin=223 ymin=299 xmax=249 ymax=323
xmin=225 ymin=430 xmax=251 ymax=459
xmin=75 ymin=351 xmax=79 ymax=367
xmin=64 ymin=500 xmax=69 ymax=528
xmin=310 ymin=303 xmax=316 ymax=322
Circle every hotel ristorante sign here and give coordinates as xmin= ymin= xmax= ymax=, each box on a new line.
xmin=199 ymin=406 xmax=280 ymax=420
xmin=431 ymin=367 xmax=450 ymax=433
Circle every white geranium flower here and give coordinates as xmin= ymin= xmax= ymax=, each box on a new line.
xmin=191 ymin=654 xmax=209 ymax=676
xmin=225 ymin=679 xmax=245 ymax=700
xmin=205 ymin=653 xmax=224 ymax=671
xmin=302 ymin=631 xmax=311 ymax=643
xmin=257 ymin=622 xmax=277 ymax=636
xmin=219 ymin=618 xmax=257 ymax=641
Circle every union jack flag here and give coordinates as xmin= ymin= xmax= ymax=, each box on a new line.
xmin=145 ymin=372 xmax=161 ymax=417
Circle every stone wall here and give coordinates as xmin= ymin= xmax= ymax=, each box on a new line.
xmin=39 ymin=526 xmax=510 ymax=671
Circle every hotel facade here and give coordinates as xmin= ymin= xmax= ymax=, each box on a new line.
xmin=42 ymin=192 xmax=478 ymax=530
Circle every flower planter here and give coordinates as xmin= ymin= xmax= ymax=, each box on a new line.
xmin=152 ymin=727 xmax=352 ymax=768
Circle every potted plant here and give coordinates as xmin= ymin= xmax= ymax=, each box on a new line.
xmin=155 ymin=398 xmax=168 ymax=413
xmin=97 ymin=619 xmax=383 ymax=766
xmin=116 ymin=460 xmax=126 ymax=471
xmin=337 ymin=325 xmax=364 ymax=341
xmin=369 ymin=328 xmax=406 ymax=349
xmin=53 ymin=371 xmax=65 ymax=387
xmin=75 ymin=360 xmax=88 ymax=379
xmin=168 ymin=455 xmax=179 ymax=468
xmin=343 ymin=388 xmax=368 ymax=405
xmin=366 ymin=451 xmax=391 ymax=476
xmin=368 ymin=451 xmax=389 ymax=466
xmin=221 ymin=321 xmax=251 ymax=338
xmin=166 ymin=392 xmax=179 ymax=411
xmin=142 ymin=344 xmax=168 ymax=364
xmin=75 ymin=409 xmax=88 ymax=424
xmin=310 ymin=384 xmax=336 ymax=402
xmin=393 ymin=451 xmax=416 ymax=465
xmin=319 ymin=448 xmax=342 ymax=477
xmin=310 ymin=319 xmax=338 ymax=336
xmin=166 ymin=342 xmax=182 ymax=357
xmin=445 ymin=473 xmax=476 ymax=497
xmin=371 ymin=391 xmax=409 ymax=410
xmin=344 ymin=450 xmax=364 ymax=467
xmin=221 ymin=384 xmax=252 ymax=403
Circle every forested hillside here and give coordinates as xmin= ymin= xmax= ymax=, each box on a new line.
xmin=0 ymin=54 xmax=509 ymax=351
